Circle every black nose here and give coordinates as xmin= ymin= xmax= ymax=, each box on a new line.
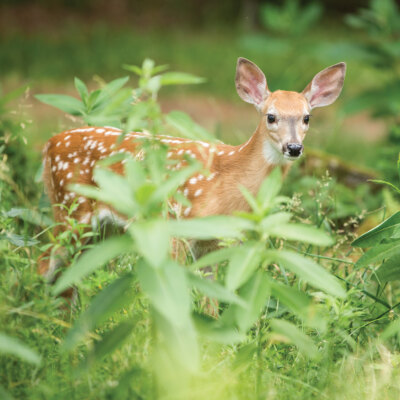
xmin=287 ymin=143 xmax=303 ymax=157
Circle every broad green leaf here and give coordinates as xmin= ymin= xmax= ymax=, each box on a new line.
xmin=267 ymin=250 xmax=345 ymax=298
xmin=0 ymin=333 xmax=41 ymax=365
xmin=352 ymin=212 xmax=400 ymax=248
xmin=381 ymin=318 xmax=400 ymax=342
xmin=5 ymin=207 xmax=52 ymax=227
xmin=270 ymin=282 xmax=326 ymax=331
xmin=187 ymin=271 xmax=246 ymax=306
xmin=257 ymin=168 xmax=282 ymax=208
xmin=356 ymin=241 xmax=400 ymax=267
xmin=190 ymin=247 xmax=237 ymax=270
xmin=270 ymin=319 xmax=318 ymax=359
xmin=85 ymin=319 xmax=136 ymax=367
xmin=168 ymin=216 xmax=253 ymax=240
xmin=373 ymin=255 xmax=400 ymax=283
xmin=268 ymin=223 xmax=334 ymax=246
xmin=92 ymin=76 xmax=130 ymax=111
xmin=35 ymin=94 xmax=85 ymax=116
xmin=165 ymin=111 xmax=215 ymax=142
xmin=233 ymin=270 xmax=270 ymax=332
xmin=159 ymin=72 xmax=205 ymax=86
xmin=1 ymin=233 xmax=39 ymax=247
xmin=123 ymin=64 xmax=143 ymax=76
xmin=63 ymin=273 xmax=135 ymax=351
xmin=150 ymin=162 xmax=200 ymax=203
xmin=137 ymin=260 xmax=191 ymax=328
xmin=239 ymin=185 xmax=260 ymax=214
xmin=92 ymin=168 xmax=137 ymax=216
xmin=129 ymin=220 xmax=170 ymax=269
xmin=74 ymin=77 xmax=89 ymax=104
xmin=193 ymin=314 xmax=245 ymax=344
xmin=260 ymin=212 xmax=292 ymax=232
xmin=53 ymin=235 xmax=133 ymax=295
xmin=226 ymin=243 xmax=263 ymax=291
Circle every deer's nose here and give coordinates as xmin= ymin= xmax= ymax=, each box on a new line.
xmin=287 ymin=143 xmax=303 ymax=157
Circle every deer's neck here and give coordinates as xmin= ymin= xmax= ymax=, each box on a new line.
xmin=220 ymin=125 xmax=288 ymax=196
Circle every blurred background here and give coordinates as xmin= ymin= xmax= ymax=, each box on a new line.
xmin=1 ymin=0 xmax=400 ymax=214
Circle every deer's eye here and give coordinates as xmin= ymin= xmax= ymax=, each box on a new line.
xmin=267 ymin=114 xmax=276 ymax=123
xmin=303 ymin=115 xmax=310 ymax=124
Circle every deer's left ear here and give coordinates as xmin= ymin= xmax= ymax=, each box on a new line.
xmin=302 ymin=62 xmax=346 ymax=109
xmin=235 ymin=58 xmax=270 ymax=110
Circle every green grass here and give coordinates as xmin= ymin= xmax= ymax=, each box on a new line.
xmin=2 ymin=19 xmax=400 ymax=399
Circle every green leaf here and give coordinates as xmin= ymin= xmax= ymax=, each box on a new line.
xmin=270 ymin=282 xmax=326 ymax=331
xmin=373 ymin=255 xmax=400 ymax=283
xmin=85 ymin=319 xmax=136 ymax=367
xmin=35 ymin=94 xmax=85 ymax=116
xmin=356 ymin=241 xmax=400 ymax=267
xmin=53 ymin=235 xmax=133 ymax=295
xmin=233 ymin=270 xmax=270 ymax=332
xmin=159 ymin=72 xmax=205 ymax=86
xmin=267 ymin=250 xmax=346 ymax=298
xmin=260 ymin=212 xmax=292 ymax=231
xmin=369 ymin=179 xmax=400 ymax=195
xmin=226 ymin=243 xmax=263 ymax=291
xmin=129 ymin=220 xmax=170 ymax=269
xmin=0 ymin=333 xmax=41 ymax=365
xmin=268 ymin=223 xmax=334 ymax=246
xmin=137 ymin=260 xmax=191 ymax=328
xmin=352 ymin=212 xmax=400 ymax=248
xmin=5 ymin=207 xmax=52 ymax=227
xmin=257 ymin=168 xmax=282 ymax=208
xmin=165 ymin=111 xmax=215 ymax=142
xmin=193 ymin=313 xmax=245 ymax=344
xmin=270 ymin=319 xmax=318 ymax=359
xmin=1 ymin=233 xmax=39 ymax=247
xmin=63 ymin=273 xmax=135 ymax=351
xmin=190 ymin=247 xmax=237 ymax=270
xmin=380 ymin=318 xmax=400 ymax=342
xmin=150 ymin=162 xmax=200 ymax=203
xmin=74 ymin=77 xmax=89 ymax=104
xmin=92 ymin=76 xmax=129 ymax=111
xmin=123 ymin=64 xmax=143 ymax=76
xmin=187 ymin=271 xmax=246 ymax=306
xmin=167 ymin=216 xmax=253 ymax=240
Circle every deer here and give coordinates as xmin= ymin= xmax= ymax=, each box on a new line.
xmin=38 ymin=58 xmax=346 ymax=290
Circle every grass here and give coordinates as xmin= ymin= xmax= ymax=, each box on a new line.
xmin=2 ymin=19 xmax=400 ymax=400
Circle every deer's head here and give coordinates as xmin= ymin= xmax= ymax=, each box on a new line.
xmin=235 ymin=58 xmax=346 ymax=164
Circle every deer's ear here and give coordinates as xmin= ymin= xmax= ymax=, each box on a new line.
xmin=302 ymin=62 xmax=346 ymax=109
xmin=235 ymin=58 xmax=269 ymax=109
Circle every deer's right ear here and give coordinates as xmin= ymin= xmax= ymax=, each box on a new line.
xmin=235 ymin=58 xmax=269 ymax=110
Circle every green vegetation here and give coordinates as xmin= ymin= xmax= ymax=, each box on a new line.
xmin=2 ymin=1 xmax=400 ymax=399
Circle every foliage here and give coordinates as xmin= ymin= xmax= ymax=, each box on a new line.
xmin=2 ymin=52 xmax=400 ymax=399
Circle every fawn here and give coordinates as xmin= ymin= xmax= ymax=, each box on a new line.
xmin=38 ymin=58 xmax=346 ymax=282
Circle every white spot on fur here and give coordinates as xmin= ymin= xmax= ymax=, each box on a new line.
xmin=189 ymin=177 xmax=197 ymax=185
xmin=96 ymin=128 xmax=105 ymax=133
xmin=228 ymin=150 xmax=235 ymax=156
xmin=194 ymin=188 xmax=203 ymax=197
xmin=64 ymin=135 xmax=71 ymax=141
xmin=183 ymin=188 xmax=189 ymax=196
xmin=183 ymin=207 xmax=191 ymax=217
xmin=65 ymin=142 xmax=70 ymax=147
xmin=66 ymin=172 xmax=73 ymax=179
xmin=206 ymin=172 xmax=216 ymax=181
xmin=55 ymin=155 xmax=60 ymax=162
xmin=217 ymin=151 xmax=224 ymax=156
xmin=74 ymin=158 xmax=80 ymax=164
xmin=59 ymin=179 xmax=64 ymax=186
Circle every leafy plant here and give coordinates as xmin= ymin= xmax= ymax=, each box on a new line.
xmin=32 ymin=60 xmax=347 ymax=394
